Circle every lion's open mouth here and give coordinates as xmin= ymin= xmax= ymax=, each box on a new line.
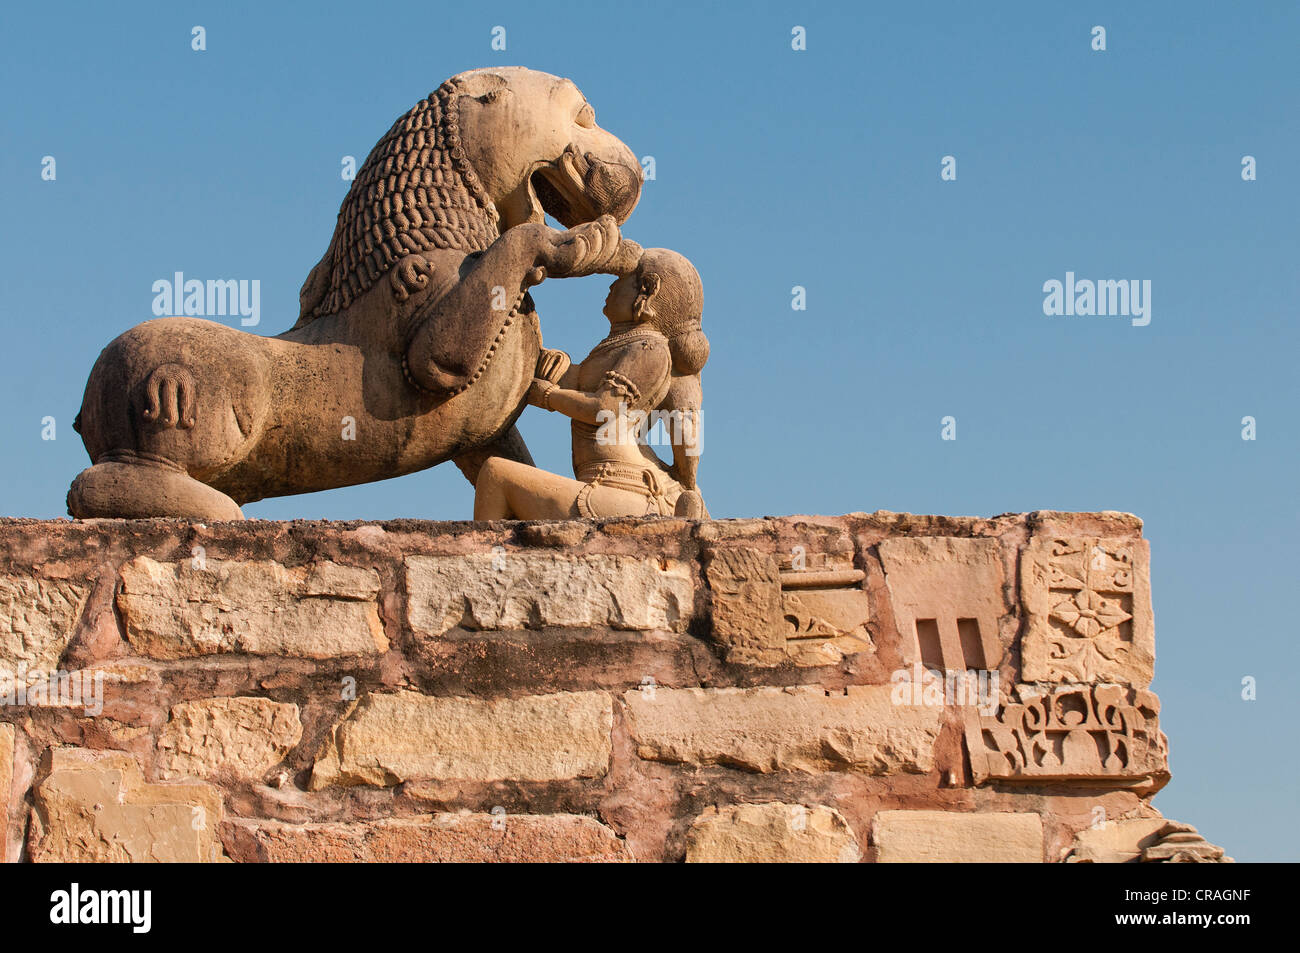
xmin=531 ymin=148 xmax=597 ymax=228
xmin=531 ymin=169 xmax=578 ymax=226
xmin=531 ymin=145 xmax=640 ymax=228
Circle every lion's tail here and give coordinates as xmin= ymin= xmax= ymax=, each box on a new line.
xmin=140 ymin=363 xmax=197 ymax=430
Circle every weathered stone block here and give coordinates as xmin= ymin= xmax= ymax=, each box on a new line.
xmin=1021 ymin=536 xmax=1153 ymax=686
xmin=310 ymin=690 xmax=613 ymax=788
xmin=224 ymin=813 xmax=633 ymax=862
xmin=874 ymin=810 xmax=1043 ymax=863
xmin=703 ymin=547 xmax=786 ymax=664
xmin=686 ymin=802 xmax=861 ymax=862
xmin=406 ymin=553 xmax=693 ymax=635
xmin=623 ymin=685 xmax=942 ymax=774
xmin=158 ymin=697 xmax=302 ymax=783
xmin=0 ymin=723 xmax=13 ymax=857
xmin=117 ymin=557 xmax=386 ymax=659
xmin=0 ymin=576 xmax=89 ymax=678
xmin=29 ymin=748 xmax=225 ymax=862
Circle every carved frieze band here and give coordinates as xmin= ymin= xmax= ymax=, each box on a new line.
xmin=966 ymin=682 xmax=1168 ymax=784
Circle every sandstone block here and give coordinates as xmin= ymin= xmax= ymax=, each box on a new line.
xmin=1065 ymin=816 xmax=1229 ymax=862
xmin=703 ymin=547 xmax=786 ymax=664
xmin=117 ymin=556 xmax=386 ymax=659
xmin=0 ymin=576 xmax=89 ymax=678
xmin=686 ymin=802 xmax=860 ymax=862
xmin=310 ymin=690 xmax=612 ymax=788
xmin=29 ymin=748 xmax=224 ymax=862
xmin=622 ymin=685 xmax=942 ymax=774
xmin=224 ymin=813 xmax=633 ymax=862
xmin=0 ymin=723 xmax=13 ymax=854
xmin=158 ymin=697 xmax=302 ymax=783
xmin=405 ymin=553 xmax=693 ymax=636
xmin=780 ymin=581 xmax=873 ymax=666
xmin=874 ymin=810 xmax=1043 ymax=863
xmin=780 ymin=553 xmax=873 ymax=665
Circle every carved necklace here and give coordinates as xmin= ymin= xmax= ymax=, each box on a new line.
xmin=586 ymin=324 xmax=663 ymax=358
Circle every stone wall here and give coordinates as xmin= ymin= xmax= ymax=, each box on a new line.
xmin=0 ymin=512 xmax=1226 ymax=862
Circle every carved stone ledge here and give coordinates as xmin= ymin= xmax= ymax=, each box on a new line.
xmin=1064 ymin=818 xmax=1231 ymax=863
xmin=1139 ymin=822 xmax=1230 ymax=863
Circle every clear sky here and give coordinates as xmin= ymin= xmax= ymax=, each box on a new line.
xmin=2 ymin=1 xmax=1295 ymax=860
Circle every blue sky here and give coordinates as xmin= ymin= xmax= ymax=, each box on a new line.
xmin=1 ymin=1 xmax=1296 ymax=860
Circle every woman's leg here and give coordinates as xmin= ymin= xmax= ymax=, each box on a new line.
xmin=473 ymin=457 xmax=586 ymax=519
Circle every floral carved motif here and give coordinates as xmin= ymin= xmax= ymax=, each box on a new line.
xmin=1020 ymin=536 xmax=1153 ymax=686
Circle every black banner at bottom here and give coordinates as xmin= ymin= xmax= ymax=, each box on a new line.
xmin=0 ymin=859 xmax=1278 ymax=941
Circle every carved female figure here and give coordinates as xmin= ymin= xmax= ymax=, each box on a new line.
xmin=473 ymin=247 xmax=708 ymax=520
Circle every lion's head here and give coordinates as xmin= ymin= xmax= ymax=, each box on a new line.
xmin=296 ymin=67 xmax=643 ymax=326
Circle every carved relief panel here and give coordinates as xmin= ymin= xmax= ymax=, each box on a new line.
xmin=703 ymin=546 xmax=872 ymax=667
xmin=1021 ymin=537 xmax=1153 ymax=686
xmin=778 ymin=553 xmax=872 ymax=666
xmin=876 ymin=536 xmax=1009 ymax=676
xmin=967 ymin=683 xmax=1168 ymax=785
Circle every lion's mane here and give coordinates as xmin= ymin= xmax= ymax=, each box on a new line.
xmin=295 ymin=79 xmax=500 ymax=326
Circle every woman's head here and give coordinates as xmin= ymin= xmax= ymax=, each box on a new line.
xmin=636 ymin=248 xmax=708 ymax=375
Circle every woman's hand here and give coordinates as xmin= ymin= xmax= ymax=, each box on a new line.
xmin=535 ymin=348 xmax=571 ymax=383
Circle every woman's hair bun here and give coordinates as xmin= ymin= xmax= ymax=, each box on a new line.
xmin=668 ymin=328 xmax=709 ymax=376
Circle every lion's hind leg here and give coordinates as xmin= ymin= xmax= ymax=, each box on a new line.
xmin=67 ymin=458 xmax=244 ymax=520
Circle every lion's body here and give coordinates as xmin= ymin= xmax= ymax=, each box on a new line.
xmin=74 ymin=256 xmax=540 ymax=505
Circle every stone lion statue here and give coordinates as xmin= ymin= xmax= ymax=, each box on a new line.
xmin=67 ymin=67 xmax=643 ymax=520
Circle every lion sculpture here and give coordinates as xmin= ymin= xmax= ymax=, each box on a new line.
xmin=67 ymin=67 xmax=643 ymax=520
